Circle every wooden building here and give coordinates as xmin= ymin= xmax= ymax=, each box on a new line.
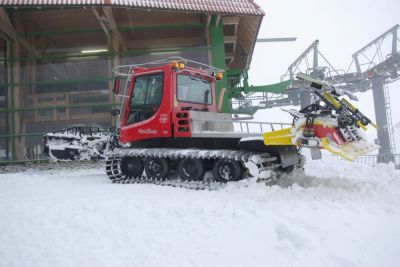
xmin=0 ymin=0 xmax=264 ymax=161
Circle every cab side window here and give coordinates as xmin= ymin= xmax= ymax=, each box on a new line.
xmin=131 ymin=76 xmax=147 ymax=106
xmin=126 ymin=73 xmax=164 ymax=125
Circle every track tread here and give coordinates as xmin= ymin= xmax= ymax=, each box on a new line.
xmin=105 ymin=148 xmax=301 ymax=190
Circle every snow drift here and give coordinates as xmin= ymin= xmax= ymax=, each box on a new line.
xmin=0 ymin=157 xmax=399 ymax=267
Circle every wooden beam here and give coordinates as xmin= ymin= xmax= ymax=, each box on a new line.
xmin=224 ymin=35 xmax=237 ymax=43
xmin=0 ymin=31 xmax=7 ymax=40
xmin=205 ymin=15 xmax=212 ymax=29
xmin=103 ymin=7 xmax=127 ymax=51
xmin=221 ymin=17 xmax=240 ymax=64
xmin=225 ymin=52 xmax=234 ymax=59
xmin=225 ymin=52 xmax=235 ymax=65
xmin=126 ymin=37 xmax=204 ymax=50
xmin=92 ymin=7 xmax=126 ymax=51
xmin=0 ymin=8 xmax=40 ymax=57
xmin=215 ymin=15 xmax=221 ymax=28
xmin=118 ymin=15 xmax=201 ymax=28
xmin=0 ymin=8 xmax=15 ymax=37
xmin=222 ymin=17 xmax=240 ymax=25
xmin=92 ymin=8 xmax=110 ymax=38
xmin=201 ymin=14 xmax=212 ymax=65
xmin=0 ymin=8 xmax=67 ymax=80
xmin=224 ymin=35 xmax=237 ymax=56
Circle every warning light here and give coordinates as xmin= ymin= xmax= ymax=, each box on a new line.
xmin=215 ymin=72 xmax=223 ymax=80
xmin=171 ymin=61 xmax=179 ymax=70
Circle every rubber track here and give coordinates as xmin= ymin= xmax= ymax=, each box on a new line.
xmin=109 ymin=148 xmax=254 ymax=161
xmin=105 ymin=148 xmax=280 ymax=190
xmin=111 ymin=174 xmax=226 ymax=191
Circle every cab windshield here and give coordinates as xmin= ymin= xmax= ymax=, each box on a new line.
xmin=177 ymin=74 xmax=212 ymax=104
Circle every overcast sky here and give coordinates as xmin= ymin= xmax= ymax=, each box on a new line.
xmin=249 ymin=0 xmax=400 ymax=152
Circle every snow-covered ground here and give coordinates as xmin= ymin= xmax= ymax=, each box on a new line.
xmin=1 ymin=157 xmax=400 ymax=267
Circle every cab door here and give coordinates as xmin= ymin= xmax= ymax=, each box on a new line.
xmin=119 ymin=71 xmax=172 ymax=143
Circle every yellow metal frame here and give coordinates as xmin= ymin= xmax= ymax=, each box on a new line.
xmin=263 ymin=127 xmax=295 ymax=146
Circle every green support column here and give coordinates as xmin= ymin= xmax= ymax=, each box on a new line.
xmin=209 ymin=15 xmax=230 ymax=113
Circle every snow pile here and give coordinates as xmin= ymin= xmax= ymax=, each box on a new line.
xmin=0 ymin=158 xmax=399 ymax=267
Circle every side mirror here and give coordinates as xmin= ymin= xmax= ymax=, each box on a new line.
xmin=113 ymin=76 xmax=121 ymax=94
xmin=110 ymin=109 xmax=120 ymax=116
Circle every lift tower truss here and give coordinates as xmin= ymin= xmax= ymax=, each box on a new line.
xmin=351 ymin=25 xmax=399 ymax=162
xmin=234 ymin=25 xmax=400 ymax=163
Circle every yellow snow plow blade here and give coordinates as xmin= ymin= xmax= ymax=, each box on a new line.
xmin=263 ymin=126 xmax=379 ymax=161
xmin=320 ymin=137 xmax=379 ymax=161
xmin=263 ymin=127 xmax=295 ymax=146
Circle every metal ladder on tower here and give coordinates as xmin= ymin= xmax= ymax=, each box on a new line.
xmin=383 ymin=83 xmax=397 ymax=155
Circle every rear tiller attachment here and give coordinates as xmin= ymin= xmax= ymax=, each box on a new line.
xmin=263 ymin=73 xmax=379 ymax=161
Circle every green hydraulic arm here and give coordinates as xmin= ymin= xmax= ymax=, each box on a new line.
xmin=223 ymin=69 xmax=292 ymax=114
xmin=231 ymin=80 xmax=292 ymax=95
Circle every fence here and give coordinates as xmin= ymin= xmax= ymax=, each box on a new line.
xmin=333 ymin=154 xmax=400 ymax=169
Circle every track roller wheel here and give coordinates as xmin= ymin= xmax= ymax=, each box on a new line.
xmin=144 ymin=157 xmax=169 ymax=180
xmin=280 ymin=165 xmax=295 ymax=175
xmin=121 ymin=156 xmax=144 ymax=178
xmin=178 ymin=158 xmax=204 ymax=181
xmin=212 ymin=160 xmax=243 ymax=183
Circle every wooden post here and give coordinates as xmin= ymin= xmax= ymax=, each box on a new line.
xmin=13 ymin=39 xmax=23 ymax=159
xmin=204 ymin=15 xmax=212 ymax=65
xmin=108 ymin=28 xmax=120 ymax=126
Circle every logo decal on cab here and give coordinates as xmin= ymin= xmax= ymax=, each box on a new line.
xmin=138 ymin=129 xmax=157 ymax=135
xmin=159 ymin=114 xmax=168 ymax=124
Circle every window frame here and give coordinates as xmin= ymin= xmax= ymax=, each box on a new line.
xmin=125 ymin=71 xmax=164 ymax=126
xmin=176 ymin=73 xmax=213 ymax=105
xmin=129 ymin=72 xmax=164 ymax=108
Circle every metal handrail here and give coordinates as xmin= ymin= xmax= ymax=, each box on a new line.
xmin=112 ymin=57 xmax=224 ymax=77
xmin=233 ymin=121 xmax=291 ymax=133
xmin=188 ymin=115 xmax=291 ymax=134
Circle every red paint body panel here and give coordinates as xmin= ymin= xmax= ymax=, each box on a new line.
xmin=313 ymin=125 xmax=347 ymax=145
xmin=119 ymin=65 xmax=217 ymax=144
